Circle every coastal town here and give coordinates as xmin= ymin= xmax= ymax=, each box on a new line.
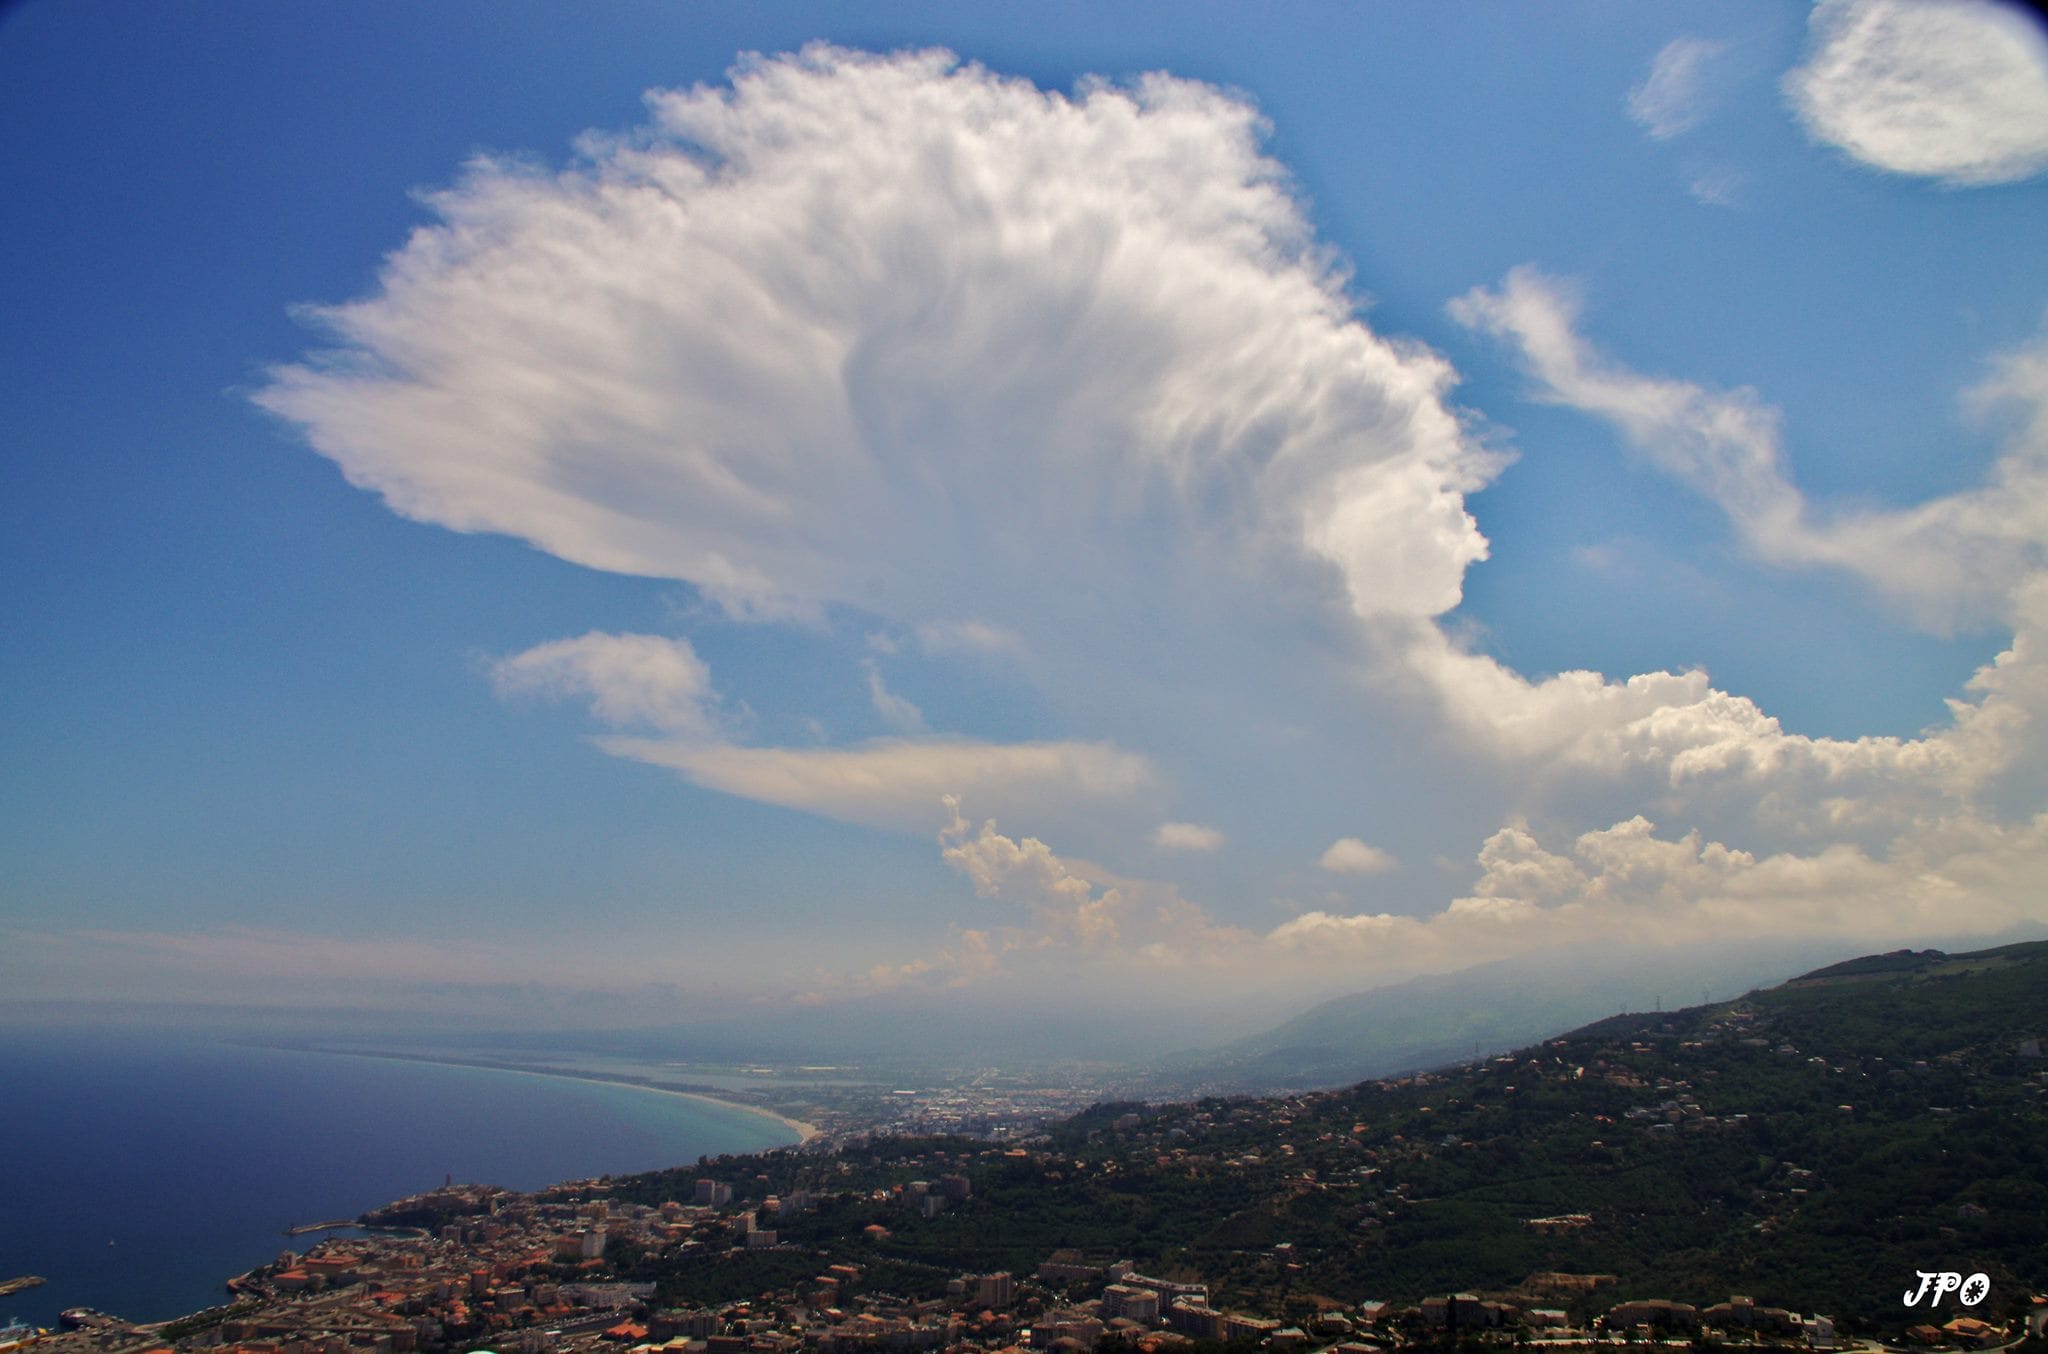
xmin=7 ymin=1161 xmax=2039 ymax=1354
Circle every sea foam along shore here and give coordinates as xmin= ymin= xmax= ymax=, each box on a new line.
xmin=278 ymin=1046 xmax=821 ymax=1147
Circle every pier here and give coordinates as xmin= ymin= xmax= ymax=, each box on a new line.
xmin=283 ymin=1219 xmax=358 ymax=1236
xmin=282 ymin=1221 xmax=427 ymax=1239
xmin=58 ymin=1309 xmax=125 ymax=1333
xmin=0 ymin=1278 xmax=44 ymax=1299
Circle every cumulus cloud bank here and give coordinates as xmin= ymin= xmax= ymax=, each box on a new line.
xmin=1785 ymin=0 xmax=2048 ymax=185
xmin=913 ymin=792 xmax=2043 ymax=1004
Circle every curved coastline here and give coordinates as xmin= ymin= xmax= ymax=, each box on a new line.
xmin=276 ymin=1046 xmax=820 ymax=1147
xmin=1 ymin=1037 xmax=824 ymax=1333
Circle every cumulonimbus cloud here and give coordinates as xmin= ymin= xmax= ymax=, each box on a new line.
xmin=256 ymin=44 xmax=1500 ymax=635
xmin=1784 ymin=0 xmax=2048 ymax=186
xmin=258 ymin=43 xmax=1518 ymax=868
xmin=253 ymin=46 xmax=2048 ymax=1000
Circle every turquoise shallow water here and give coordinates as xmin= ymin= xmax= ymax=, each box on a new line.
xmin=0 ymin=1030 xmax=795 ymax=1327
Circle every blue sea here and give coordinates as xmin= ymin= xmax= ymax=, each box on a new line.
xmin=0 ymin=1031 xmax=798 ymax=1328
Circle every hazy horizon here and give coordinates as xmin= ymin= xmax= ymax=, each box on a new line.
xmin=11 ymin=930 xmax=2047 ymax=1079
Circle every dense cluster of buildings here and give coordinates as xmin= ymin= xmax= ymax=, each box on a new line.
xmin=16 ymin=1152 xmax=2008 ymax=1354
xmin=803 ymin=1079 xmax=1124 ymax=1148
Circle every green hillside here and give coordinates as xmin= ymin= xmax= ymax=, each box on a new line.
xmin=1220 ymin=938 xmax=2048 ymax=1326
xmin=597 ymin=940 xmax=2048 ymax=1337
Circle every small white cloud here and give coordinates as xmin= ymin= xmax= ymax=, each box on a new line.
xmin=863 ymin=660 xmax=927 ymax=733
xmin=941 ymin=806 xmax=1126 ymax=945
xmin=489 ymin=632 xmax=716 ymax=736
xmin=1320 ymin=836 xmax=1398 ymax=874
xmin=1153 ymin=821 xmax=1225 ymax=852
xmin=1785 ymin=0 xmax=2048 ymax=185
xmin=1570 ymin=542 xmax=1622 ymax=572
xmin=792 ymin=926 xmax=1002 ymax=1004
xmin=1686 ymin=165 xmax=1747 ymax=207
xmin=1629 ymin=36 xmax=1731 ymax=139
xmin=915 ymin=619 xmax=1028 ymax=657
xmin=923 ymin=804 xmax=1255 ymax=971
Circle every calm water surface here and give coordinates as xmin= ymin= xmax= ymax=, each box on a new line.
xmin=0 ymin=1031 xmax=794 ymax=1327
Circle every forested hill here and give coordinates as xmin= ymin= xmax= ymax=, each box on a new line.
xmin=1121 ymin=938 xmax=2048 ymax=1327
xmin=597 ymin=940 xmax=2047 ymax=1337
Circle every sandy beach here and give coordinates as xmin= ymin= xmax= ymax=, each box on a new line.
xmin=286 ymin=1046 xmax=820 ymax=1147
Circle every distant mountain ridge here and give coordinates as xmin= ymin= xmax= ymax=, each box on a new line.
xmin=1147 ymin=939 xmax=1862 ymax=1094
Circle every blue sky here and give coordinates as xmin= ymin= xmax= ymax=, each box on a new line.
xmin=4 ymin=1 xmax=2047 ymax=1030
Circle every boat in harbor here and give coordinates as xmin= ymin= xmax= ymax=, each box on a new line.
xmin=1 ymin=1317 xmax=48 ymax=1353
